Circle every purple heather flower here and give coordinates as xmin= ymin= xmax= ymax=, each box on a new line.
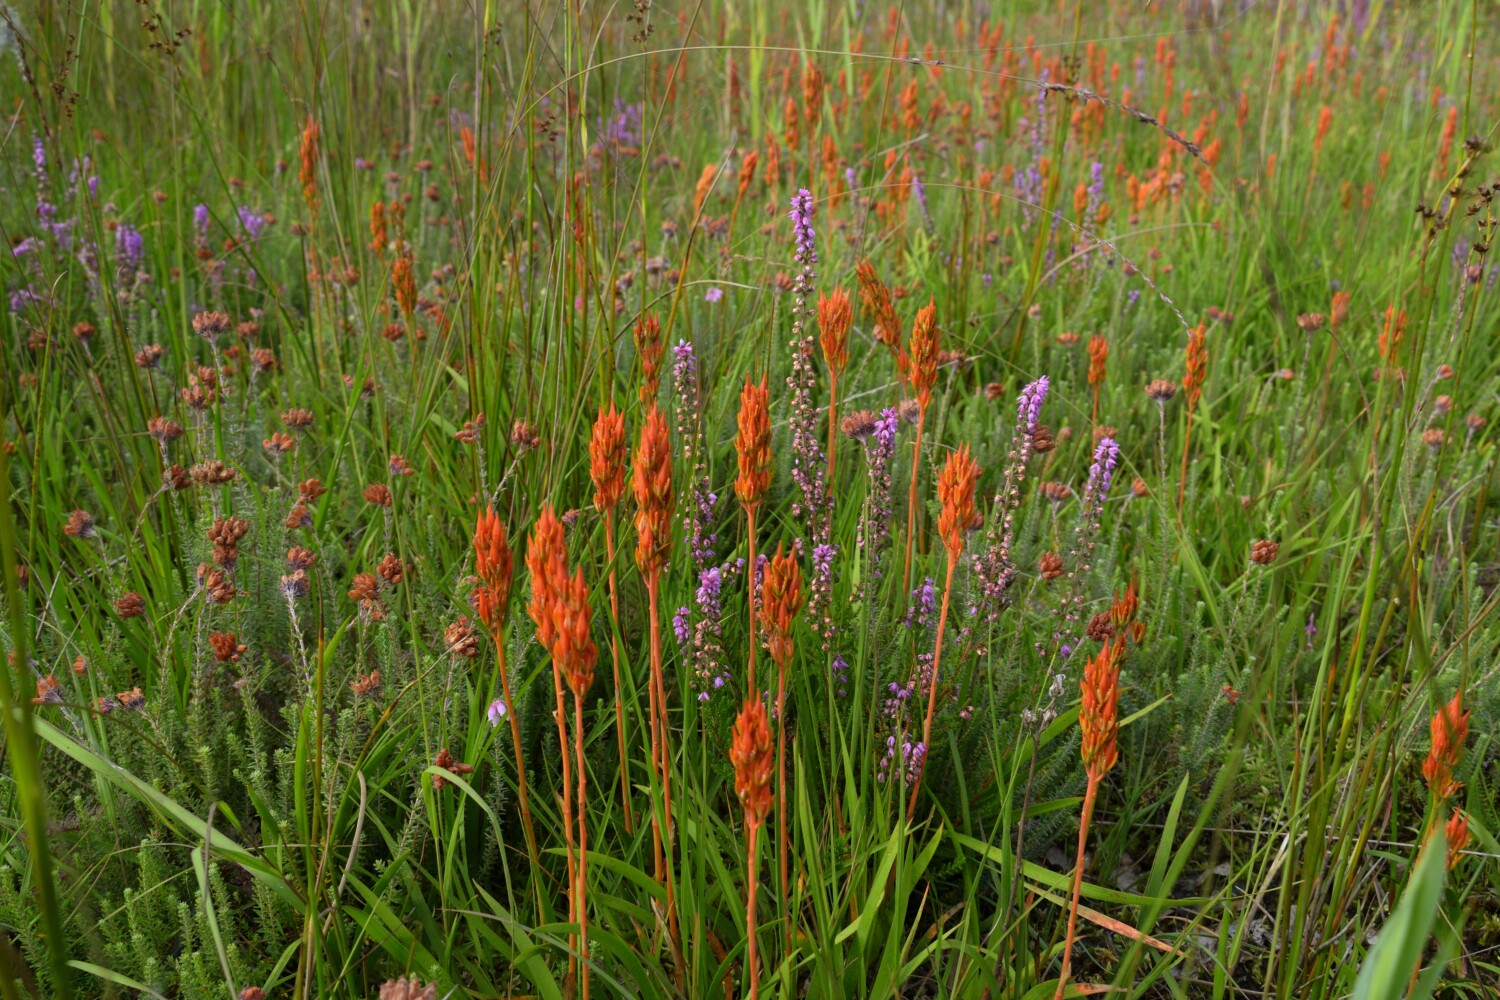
xmin=115 ymin=224 xmax=144 ymax=271
xmin=237 ymin=206 xmax=266 ymax=239
xmin=672 ymin=607 xmax=692 ymax=645
xmin=1086 ymin=437 xmax=1121 ymax=506
xmin=194 ymin=203 xmax=210 ymax=236
xmin=487 ymin=699 xmax=507 ymax=726
xmin=704 ymin=285 xmax=723 ymax=303
xmin=789 ymin=188 xmax=816 ymax=262
xmin=831 ymin=654 xmax=849 ymax=698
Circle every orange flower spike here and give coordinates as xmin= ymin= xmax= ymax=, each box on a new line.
xmin=761 ymin=543 xmax=805 ymax=667
xmin=1087 ymin=335 xmax=1109 ymax=390
xmin=556 ymin=567 xmax=599 ymax=698
xmin=907 ymin=298 xmax=940 ymax=410
xmin=635 ymin=313 xmax=664 ymax=406
xmin=1079 ymin=640 xmax=1123 ymax=779
xmin=632 ymin=404 xmax=675 ymax=579
xmin=526 ymin=504 xmax=567 ymax=650
xmin=298 ymin=116 xmax=320 ymax=215
xmin=1422 ymin=691 xmax=1469 ymax=802
xmin=935 ymin=445 xmax=980 ymax=558
xmin=1109 ymin=579 xmax=1140 ymax=629
xmin=731 ymin=696 xmax=775 ymax=1000
xmin=588 ymin=403 xmax=628 ymax=512
xmin=474 ymin=506 xmax=513 ymax=602
xmin=1445 ymin=809 xmax=1470 ymax=870
xmin=734 ymin=377 xmax=772 ymax=509
xmin=817 ymin=288 xmax=852 ymax=376
xmin=730 ymin=698 xmax=775 ymax=827
xmin=854 ymin=260 xmax=904 ymax=367
xmin=1182 ymin=323 xmax=1208 ymax=409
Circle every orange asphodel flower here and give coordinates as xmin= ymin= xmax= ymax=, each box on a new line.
xmin=730 ymin=697 xmax=775 ymax=1000
xmin=1421 ymin=691 xmax=1468 ymax=803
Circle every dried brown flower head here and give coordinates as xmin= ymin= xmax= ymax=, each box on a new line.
xmin=362 ymin=483 xmax=393 ymax=506
xmin=430 ymin=749 xmax=474 ymax=792
xmin=1249 ymin=539 xmax=1279 ymax=565
xmin=192 ymin=310 xmax=232 ymax=343
xmin=209 ymin=631 xmax=246 ymax=663
xmin=115 ymin=591 xmax=145 ymax=618
xmin=445 ymin=616 xmax=479 ymax=659
xmin=63 ymin=509 xmax=96 ymax=539
xmin=1145 ymin=379 xmax=1177 ymax=402
xmin=1038 ymin=551 xmax=1064 ymax=581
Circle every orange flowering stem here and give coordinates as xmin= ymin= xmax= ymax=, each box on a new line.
xmin=493 ymin=636 xmax=539 ymax=877
xmin=746 ymin=505 xmax=760 ymax=685
xmin=908 ymin=551 xmax=955 ymax=815
xmin=573 ymin=687 xmax=591 ymax=1000
xmin=604 ymin=516 xmax=633 ymax=833
xmin=826 ymin=371 xmax=840 ymax=489
xmin=746 ymin=822 xmax=762 ymax=1000
xmin=1176 ymin=406 xmax=1194 ymax=513
xmin=1055 ymin=771 xmax=1101 ymax=1000
xmin=776 ymin=655 xmax=790 ymax=952
xmin=551 ymin=654 xmax=577 ymax=982
xmin=902 ymin=407 xmax=926 ymax=601
xmin=647 ymin=575 xmax=681 ymax=955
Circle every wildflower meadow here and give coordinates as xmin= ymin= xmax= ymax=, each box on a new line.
xmin=1 ymin=1 xmax=1498 ymax=997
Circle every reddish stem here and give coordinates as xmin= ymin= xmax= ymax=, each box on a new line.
xmin=908 ymin=552 xmax=955 ymax=815
xmin=551 ymin=655 xmax=577 ymax=982
xmin=1054 ymin=773 xmax=1100 ymax=1000
xmin=746 ymin=822 xmax=762 ymax=1000
xmin=902 ymin=407 xmax=927 ymax=602
xmin=573 ymin=689 xmax=590 ymax=1000
xmin=604 ymin=516 xmax=634 ymax=833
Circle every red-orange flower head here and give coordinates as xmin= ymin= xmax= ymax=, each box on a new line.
xmin=589 ymin=402 xmax=628 ymax=513
xmin=1109 ymin=579 xmax=1140 ymax=631
xmin=1087 ymin=335 xmax=1109 ymax=389
xmin=299 ymin=116 xmax=320 ymax=213
xmin=818 ymin=287 xmax=853 ymax=377
xmin=907 ymin=299 xmax=940 ymax=410
xmin=632 ymin=404 xmax=674 ymax=580
xmin=553 ymin=566 xmax=599 ymax=698
xmin=1080 ymin=638 xmax=1123 ymax=778
xmin=854 ymin=260 xmax=904 ymax=368
xmin=635 ymin=312 xmax=664 ymax=406
xmin=1445 ymin=808 xmax=1470 ymax=870
xmin=936 ymin=445 xmax=980 ymax=558
xmin=729 ymin=696 xmax=774 ymax=827
xmin=761 ymin=542 xmax=804 ymax=667
xmin=473 ymin=506 xmax=513 ymax=617
xmin=1422 ymin=691 xmax=1469 ymax=802
xmin=526 ymin=504 xmax=567 ymax=650
xmin=1182 ymin=322 xmax=1208 ymax=408
xmin=393 ymin=251 xmax=417 ymax=318
xmin=734 ymin=376 xmax=772 ymax=509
